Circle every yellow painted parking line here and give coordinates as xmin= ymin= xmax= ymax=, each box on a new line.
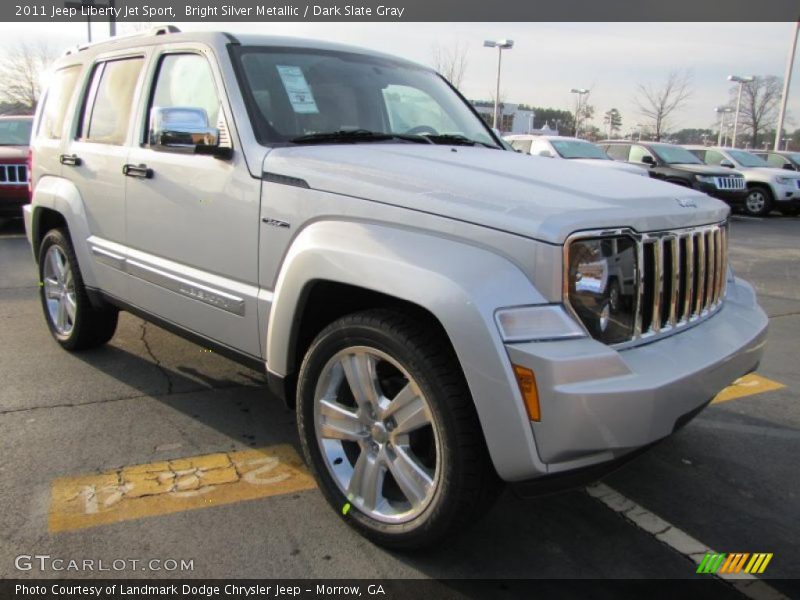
xmin=49 ymin=445 xmax=316 ymax=533
xmin=712 ymin=374 xmax=785 ymax=405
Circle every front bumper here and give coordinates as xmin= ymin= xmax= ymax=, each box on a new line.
xmin=772 ymin=182 xmax=800 ymax=202
xmin=0 ymin=185 xmax=28 ymax=217
xmin=703 ymin=187 xmax=748 ymax=206
xmin=504 ymin=275 xmax=767 ymax=475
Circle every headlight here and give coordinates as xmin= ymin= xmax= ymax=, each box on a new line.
xmin=775 ymin=176 xmax=792 ymax=185
xmin=695 ymin=175 xmax=717 ymax=184
xmin=565 ymin=235 xmax=638 ymax=344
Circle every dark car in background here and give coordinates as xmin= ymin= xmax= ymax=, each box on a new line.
xmin=599 ymin=141 xmax=747 ymax=210
xmin=0 ymin=115 xmax=33 ymax=218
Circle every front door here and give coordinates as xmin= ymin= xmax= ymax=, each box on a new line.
xmin=125 ymin=49 xmax=262 ymax=358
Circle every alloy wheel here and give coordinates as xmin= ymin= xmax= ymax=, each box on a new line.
xmin=42 ymin=245 xmax=77 ymax=336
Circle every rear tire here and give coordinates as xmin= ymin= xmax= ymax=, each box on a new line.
xmin=38 ymin=228 xmax=118 ymax=350
xmin=744 ymin=186 xmax=774 ymax=217
xmin=296 ymin=309 xmax=501 ymax=549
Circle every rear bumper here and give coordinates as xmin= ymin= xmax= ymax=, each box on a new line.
xmin=503 ymin=275 xmax=767 ymax=477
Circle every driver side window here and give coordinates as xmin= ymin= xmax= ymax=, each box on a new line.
xmin=382 ymin=85 xmax=458 ymax=134
xmin=629 ymin=145 xmax=653 ymax=163
xmin=704 ymin=150 xmax=726 ymax=166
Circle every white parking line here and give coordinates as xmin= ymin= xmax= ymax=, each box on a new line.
xmin=586 ymin=483 xmax=788 ymax=600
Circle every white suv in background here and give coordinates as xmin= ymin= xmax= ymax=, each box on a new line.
xmin=684 ymin=145 xmax=800 ymax=217
xmin=506 ymin=135 xmax=648 ymax=177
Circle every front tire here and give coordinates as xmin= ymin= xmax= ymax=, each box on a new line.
xmin=744 ymin=186 xmax=774 ymax=217
xmin=296 ymin=309 xmax=500 ymax=549
xmin=38 ymin=228 xmax=118 ymax=350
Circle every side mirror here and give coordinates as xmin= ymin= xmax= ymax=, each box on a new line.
xmin=641 ymin=155 xmax=655 ymax=165
xmin=719 ymin=159 xmax=735 ymax=168
xmin=149 ymin=107 xmax=230 ymax=158
xmin=783 ymin=162 xmax=797 ymax=171
xmin=538 ymin=150 xmax=553 ymax=158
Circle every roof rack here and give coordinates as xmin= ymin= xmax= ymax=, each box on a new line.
xmin=63 ymin=24 xmax=182 ymax=55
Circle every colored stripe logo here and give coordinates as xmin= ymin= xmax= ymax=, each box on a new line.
xmin=697 ymin=553 xmax=773 ymax=574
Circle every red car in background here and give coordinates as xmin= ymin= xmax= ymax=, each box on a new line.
xmin=0 ymin=115 xmax=33 ymax=218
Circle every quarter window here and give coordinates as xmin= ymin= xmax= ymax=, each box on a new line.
xmin=605 ymin=144 xmax=630 ymax=161
xmin=38 ymin=66 xmax=81 ymax=140
xmin=79 ymin=58 xmax=144 ymax=145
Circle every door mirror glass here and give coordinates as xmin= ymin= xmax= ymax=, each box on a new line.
xmin=719 ymin=159 xmax=735 ymax=168
xmin=149 ymin=107 xmax=225 ymax=156
xmin=782 ymin=162 xmax=796 ymax=170
xmin=641 ymin=155 xmax=655 ymax=165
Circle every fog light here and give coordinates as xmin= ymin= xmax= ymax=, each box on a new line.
xmin=512 ymin=364 xmax=540 ymax=421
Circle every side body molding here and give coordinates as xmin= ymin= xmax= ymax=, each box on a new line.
xmin=266 ymin=220 xmax=550 ymax=480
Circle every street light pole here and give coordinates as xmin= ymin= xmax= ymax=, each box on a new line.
xmin=715 ymin=106 xmax=733 ymax=146
xmin=484 ymin=39 xmax=514 ymax=131
xmin=775 ymin=20 xmax=799 ymax=150
xmin=570 ymin=88 xmax=589 ymax=137
xmin=728 ymin=75 xmax=754 ymax=148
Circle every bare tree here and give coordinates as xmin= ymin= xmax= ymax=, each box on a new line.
xmin=634 ymin=70 xmax=693 ymax=141
xmin=431 ymin=41 xmax=468 ymax=90
xmin=572 ymin=91 xmax=595 ymax=138
xmin=0 ymin=41 xmax=59 ymax=109
xmin=729 ymin=76 xmax=782 ymax=148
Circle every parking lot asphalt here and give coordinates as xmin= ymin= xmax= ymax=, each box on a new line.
xmin=0 ymin=214 xmax=798 ymax=595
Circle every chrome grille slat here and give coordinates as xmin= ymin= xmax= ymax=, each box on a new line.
xmin=633 ymin=240 xmax=645 ymax=338
xmin=694 ymin=232 xmax=706 ymax=316
xmin=715 ymin=176 xmax=745 ymax=191
xmin=651 ymin=239 xmax=663 ymax=333
xmin=683 ymin=234 xmax=694 ymax=323
xmin=0 ymin=164 xmax=27 ymax=186
xmin=705 ymin=230 xmax=715 ymax=309
xmin=668 ymin=236 xmax=679 ymax=328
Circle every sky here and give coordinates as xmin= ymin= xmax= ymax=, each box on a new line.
xmin=0 ymin=21 xmax=796 ymax=134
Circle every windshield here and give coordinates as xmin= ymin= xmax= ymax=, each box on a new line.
xmin=550 ymin=139 xmax=610 ymax=160
xmin=651 ymin=144 xmax=703 ymax=165
xmin=233 ymin=47 xmax=498 ymax=147
xmin=0 ymin=118 xmax=32 ymax=145
xmin=728 ymin=149 xmax=769 ymax=168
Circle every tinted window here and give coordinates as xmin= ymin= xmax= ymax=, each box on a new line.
xmin=605 ymin=144 xmax=630 ymax=161
xmin=80 ymin=58 xmax=144 ymax=145
xmin=766 ymin=153 xmax=789 ymax=168
xmin=38 ymin=66 xmax=81 ymax=140
xmin=650 ymin=144 xmax=703 ymax=165
xmin=510 ymin=139 xmax=532 ymax=153
xmin=703 ymin=150 xmax=727 ymax=166
xmin=629 ymin=145 xmax=654 ymax=163
xmin=727 ymin=149 xmax=768 ymax=168
xmin=150 ymin=54 xmax=221 ymax=137
xmin=687 ymin=149 xmax=706 ymax=162
xmin=0 ymin=118 xmax=33 ymax=145
xmin=550 ymin=139 xmax=609 ymax=160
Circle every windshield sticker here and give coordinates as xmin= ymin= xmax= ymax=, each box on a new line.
xmin=276 ymin=65 xmax=319 ymax=114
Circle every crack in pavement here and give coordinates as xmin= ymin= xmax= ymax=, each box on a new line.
xmin=0 ymin=381 xmax=264 ymax=416
xmin=139 ymin=321 xmax=174 ymax=395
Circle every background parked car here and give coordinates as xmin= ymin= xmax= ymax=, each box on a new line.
xmin=505 ymin=134 xmax=648 ymax=177
xmin=0 ymin=115 xmax=33 ymax=218
xmin=684 ymin=145 xmax=800 ymax=217
xmin=752 ymin=150 xmax=800 ymax=173
xmin=598 ymin=141 xmax=748 ymax=210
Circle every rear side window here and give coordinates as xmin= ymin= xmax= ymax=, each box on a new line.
xmin=766 ymin=153 xmax=787 ymax=168
xmin=38 ymin=66 xmax=81 ymax=140
xmin=605 ymin=144 xmax=630 ymax=161
xmin=79 ymin=57 xmax=144 ymax=145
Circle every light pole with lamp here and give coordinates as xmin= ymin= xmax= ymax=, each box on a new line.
xmin=483 ymin=39 xmax=514 ymax=131
xmin=714 ymin=106 xmax=733 ymax=146
xmin=727 ymin=75 xmax=754 ymax=148
xmin=570 ymin=88 xmax=589 ymax=137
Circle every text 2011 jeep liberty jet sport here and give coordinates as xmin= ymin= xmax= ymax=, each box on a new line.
xmin=25 ymin=27 xmax=767 ymax=548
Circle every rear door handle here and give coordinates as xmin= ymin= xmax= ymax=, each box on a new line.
xmin=59 ymin=154 xmax=82 ymax=166
xmin=122 ymin=163 xmax=153 ymax=179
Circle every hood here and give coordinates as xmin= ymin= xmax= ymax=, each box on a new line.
xmin=263 ymin=145 xmax=729 ymax=244
xmin=570 ymin=158 xmax=649 ymax=177
xmin=0 ymin=146 xmax=27 ymax=162
xmin=665 ymin=163 xmax=742 ymax=176
xmin=739 ymin=166 xmax=800 ymax=181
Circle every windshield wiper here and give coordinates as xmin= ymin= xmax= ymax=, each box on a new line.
xmin=422 ymin=134 xmax=498 ymax=148
xmin=290 ymin=129 xmax=432 ymax=145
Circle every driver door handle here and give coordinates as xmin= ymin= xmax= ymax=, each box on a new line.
xmin=122 ymin=163 xmax=153 ymax=179
xmin=59 ymin=154 xmax=82 ymax=166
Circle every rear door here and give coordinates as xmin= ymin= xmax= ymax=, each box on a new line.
xmin=61 ymin=54 xmax=147 ymax=299
xmin=124 ymin=46 xmax=262 ymax=358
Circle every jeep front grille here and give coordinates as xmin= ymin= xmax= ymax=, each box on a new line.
xmin=636 ymin=223 xmax=727 ymax=340
xmin=715 ymin=176 xmax=745 ymax=191
xmin=0 ymin=164 xmax=27 ymax=186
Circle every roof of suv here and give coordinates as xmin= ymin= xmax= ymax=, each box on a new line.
xmin=55 ymin=27 xmax=427 ymax=71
